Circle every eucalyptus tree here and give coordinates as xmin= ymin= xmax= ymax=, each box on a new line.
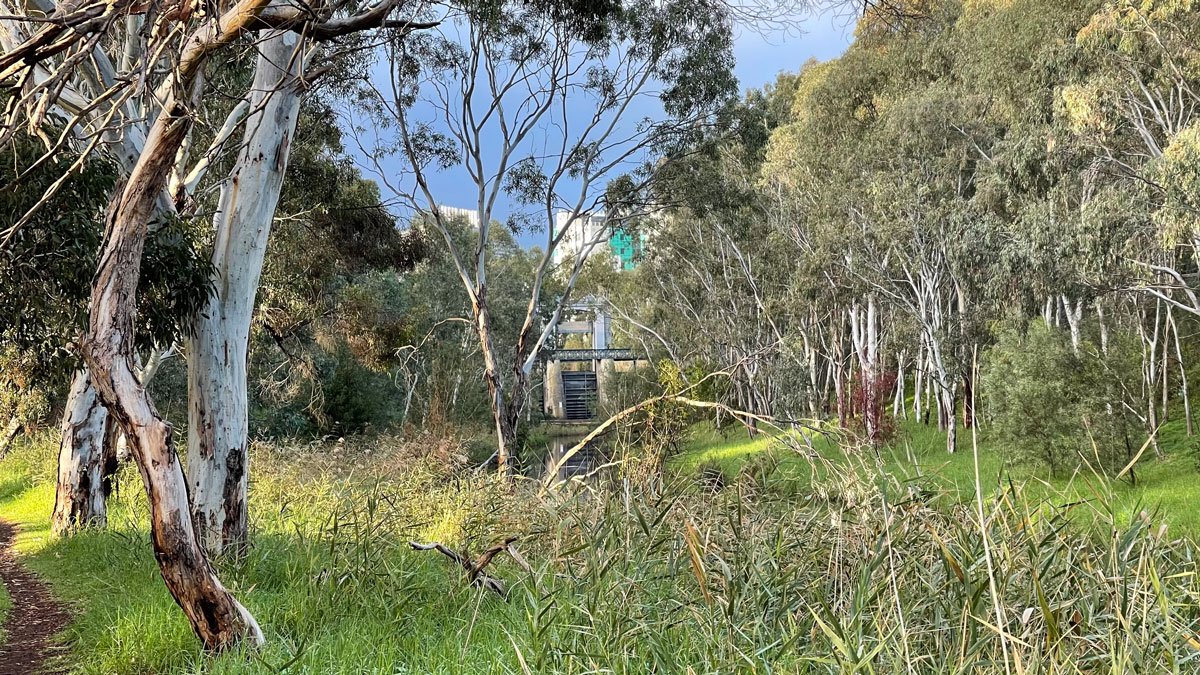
xmin=0 ymin=132 xmax=210 ymax=532
xmin=751 ymin=0 xmax=1120 ymax=451
xmin=1063 ymin=0 xmax=1200 ymax=316
xmin=182 ymin=33 xmax=306 ymax=556
xmin=251 ymin=113 xmax=425 ymax=436
xmin=625 ymin=76 xmax=811 ymax=426
xmin=0 ymin=0 xmax=437 ymax=650
xmin=374 ymin=0 xmax=738 ymax=470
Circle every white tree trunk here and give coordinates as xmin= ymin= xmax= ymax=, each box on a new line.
xmin=187 ymin=30 xmax=304 ymax=556
xmin=50 ymin=371 xmax=109 ymax=535
xmin=913 ymin=342 xmax=924 ymax=420
xmin=1137 ymin=303 xmax=1163 ymax=457
xmin=0 ymin=416 xmax=19 ymax=455
xmin=1097 ymin=301 xmax=1109 ymax=356
xmin=1062 ymin=295 xmax=1083 ymax=356
xmin=849 ymin=296 xmax=882 ymax=441
xmin=76 ymin=0 xmax=276 ymax=647
xmin=1168 ymin=306 xmax=1193 ymax=436
xmin=82 ymin=69 xmax=264 ymax=655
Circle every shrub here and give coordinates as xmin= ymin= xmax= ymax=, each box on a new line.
xmin=983 ymin=319 xmax=1140 ymax=476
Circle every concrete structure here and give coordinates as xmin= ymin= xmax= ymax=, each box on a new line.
xmin=552 ymin=211 xmax=608 ymax=268
xmin=544 ymin=360 xmax=565 ymax=420
xmin=542 ymin=299 xmax=638 ymax=421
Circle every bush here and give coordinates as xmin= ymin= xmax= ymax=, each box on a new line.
xmin=983 ymin=319 xmax=1141 ymax=476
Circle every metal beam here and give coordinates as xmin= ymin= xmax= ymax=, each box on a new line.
xmin=544 ymin=348 xmax=638 ymax=362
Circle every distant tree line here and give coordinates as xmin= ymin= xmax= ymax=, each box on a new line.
xmin=587 ymin=0 xmax=1200 ymax=473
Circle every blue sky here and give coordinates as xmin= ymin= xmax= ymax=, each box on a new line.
xmin=730 ymin=8 xmax=854 ymax=95
xmin=370 ymin=7 xmax=855 ymax=249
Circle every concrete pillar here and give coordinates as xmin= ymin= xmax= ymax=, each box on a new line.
xmin=544 ymin=360 xmax=565 ymax=419
xmin=596 ymin=359 xmax=616 ymax=408
xmin=592 ymin=310 xmax=610 ymax=349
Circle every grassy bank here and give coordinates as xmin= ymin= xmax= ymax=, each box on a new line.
xmin=0 ymin=428 xmax=1198 ymax=673
xmin=675 ymin=417 xmax=1200 ymax=537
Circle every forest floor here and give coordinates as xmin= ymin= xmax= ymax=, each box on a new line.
xmin=0 ymin=424 xmax=1193 ymax=672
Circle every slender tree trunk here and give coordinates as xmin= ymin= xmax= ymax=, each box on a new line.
xmin=473 ymin=296 xmax=517 ymax=471
xmin=913 ymin=343 xmax=923 ymax=420
xmin=50 ymin=370 xmax=109 ymax=535
xmin=834 ymin=363 xmax=847 ymax=428
xmin=1062 ymin=295 xmax=1083 ymax=356
xmin=187 ymin=31 xmax=304 ymax=557
xmin=923 ymin=364 xmax=932 ymax=425
xmin=1161 ymin=330 xmax=1170 ymax=422
xmin=945 ymin=391 xmax=957 ymax=454
xmin=1168 ymin=307 xmax=1193 ymax=436
xmin=849 ymin=297 xmax=882 ymax=442
xmin=1138 ymin=304 xmax=1163 ymax=457
xmin=961 ymin=371 xmax=974 ymax=429
xmin=804 ymin=333 xmax=820 ymax=417
xmin=82 ymin=52 xmax=262 ymax=650
xmin=1097 ymin=302 xmax=1109 ymax=356
xmin=820 ymin=355 xmax=834 ymax=416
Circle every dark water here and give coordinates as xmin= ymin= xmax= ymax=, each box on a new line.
xmin=535 ymin=434 xmax=609 ymax=483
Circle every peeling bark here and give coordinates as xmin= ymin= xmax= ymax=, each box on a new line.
xmin=187 ymin=30 xmax=304 ymax=556
xmin=82 ymin=7 xmax=266 ymax=645
xmin=50 ymin=371 xmax=109 ymax=535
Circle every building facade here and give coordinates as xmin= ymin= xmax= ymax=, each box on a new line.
xmin=553 ymin=210 xmax=646 ymax=271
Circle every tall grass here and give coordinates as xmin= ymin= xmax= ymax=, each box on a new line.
xmin=0 ymin=431 xmax=1196 ymax=673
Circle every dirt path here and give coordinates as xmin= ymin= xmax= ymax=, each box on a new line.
xmin=0 ymin=521 xmax=68 ymax=674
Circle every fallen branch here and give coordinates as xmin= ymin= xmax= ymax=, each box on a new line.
xmin=541 ymin=393 xmax=826 ymax=489
xmin=409 ymin=536 xmax=526 ymax=598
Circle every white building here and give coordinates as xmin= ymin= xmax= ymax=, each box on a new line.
xmin=434 ymin=204 xmax=481 ymax=229
xmin=552 ymin=211 xmax=609 ymax=268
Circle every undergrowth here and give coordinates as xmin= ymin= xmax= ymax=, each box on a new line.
xmin=0 ymin=429 xmax=1196 ymax=673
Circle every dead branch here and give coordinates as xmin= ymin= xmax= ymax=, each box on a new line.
xmin=409 ymin=536 xmax=523 ymax=598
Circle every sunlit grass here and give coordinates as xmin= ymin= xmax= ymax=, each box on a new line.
xmin=675 ymin=415 xmax=1200 ymax=537
xmin=0 ymin=437 xmax=529 ymax=674
xmin=0 ymin=424 xmax=1197 ymax=673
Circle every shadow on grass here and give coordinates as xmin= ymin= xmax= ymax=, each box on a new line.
xmin=0 ymin=507 xmax=526 ymax=674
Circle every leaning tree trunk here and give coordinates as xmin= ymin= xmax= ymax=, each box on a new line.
xmin=82 ymin=37 xmax=263 ymax=649
xmin=187 ymin=30 xmax=304 ymax=557
xmin=50 ymin=370 xmax=109 ymax=535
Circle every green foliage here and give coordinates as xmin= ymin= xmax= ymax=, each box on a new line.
xmin=983 ymin=320 xmax=1140 ymax=476
xmin=0 ymin=134 xmax=210 ymax=419
xmin=0 ymin=348 xmax=50 ymax=428
xmin=250 ymin=96 xmax=427 ymax=437
xmin=0 ymin=137 xmax=115 ymax=378
xmin=1154 ymin=122 xmax=1200 ymax=245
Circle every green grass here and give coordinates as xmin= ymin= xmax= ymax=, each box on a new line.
xmin=0 ymin=438 xmax=532 ymax=674
xmin=0 ymin=553 xmax=9 ymax=645
xmin=0 ymin=426 xmax=1198 ymax=673
xmin=674 ymin=416 xmax=1200 ymax=537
